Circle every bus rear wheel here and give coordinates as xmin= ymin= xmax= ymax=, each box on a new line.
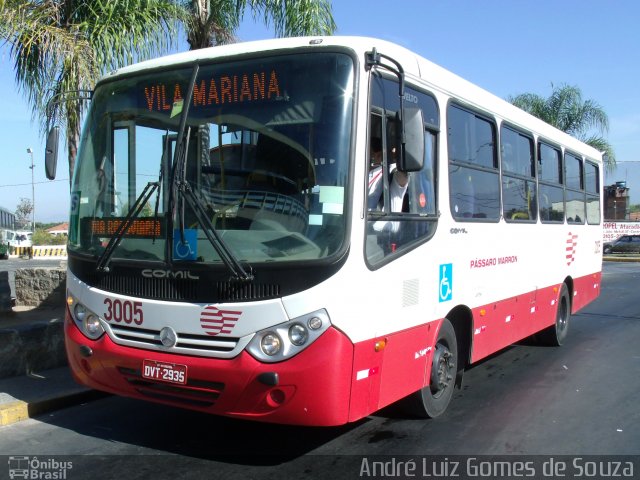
xmin=407 ymin=318 xmax=458 ymax=418
xmin=539 ymin=283 xmax=571 ymax=346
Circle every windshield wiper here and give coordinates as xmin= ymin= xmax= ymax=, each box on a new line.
xmin=178 ymin=181 xmax=253 ymax=281
xmin=96 ymin=181 xmax=160 ymax=272
xmin=166 ymin=66 xmax=199 ymax=264
xmin=167 ymin=65 xmax=253 ymax=282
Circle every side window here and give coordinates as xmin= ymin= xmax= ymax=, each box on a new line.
xmin=365 ymin=75 xmax=438 ymax=266
xmin=500 ymin=125 xmax=536 ymax=222
xmin=538 ymin=141 xmax=564 ymax=223
xmin=565 ymin=152 xmax=585 ymax=225
xmin=448 ymin=104 xmax=499 ymax=221
xmin=585 ymin=161 xmax=600 ymax=225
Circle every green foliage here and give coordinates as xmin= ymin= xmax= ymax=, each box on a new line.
xmin=0 ymin=0 xmax=182 ymax=182
xmin=629 ymin=204 xmax=640 ymax=213
xmin=32 ymin=229 xmax=67 ymax=246
xmin=508 ymin=83 xmax=615 ymax=169
xmin=184 ymin=0 xmax=336 ymax=49
xmin=1 ymin=0 xmax=336 ymax=187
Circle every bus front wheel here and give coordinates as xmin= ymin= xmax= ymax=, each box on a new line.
xmin=407 ymin=318 xmax=458 ymax=418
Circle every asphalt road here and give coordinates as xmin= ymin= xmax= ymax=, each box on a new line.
xmin=0 ymin=262 xmax=638 ymax=479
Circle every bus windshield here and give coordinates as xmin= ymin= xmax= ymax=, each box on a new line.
xmin=69 ymin=52 xmax=354 ymax=267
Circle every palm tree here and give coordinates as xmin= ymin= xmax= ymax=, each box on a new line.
xmin=508 ymin=84 xmax=615 ymax=168
xmin=183 ymin=0 xmax=336 ymax=50
xmin=0 ymin=0 xmax=182 ymax=184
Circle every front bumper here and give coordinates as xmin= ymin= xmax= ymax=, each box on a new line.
xmin=65 ymin=307 xmax=354 ymax=426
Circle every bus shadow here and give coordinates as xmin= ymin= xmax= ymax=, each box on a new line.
xmin=39 ymin=396 xmax=364 ymax=465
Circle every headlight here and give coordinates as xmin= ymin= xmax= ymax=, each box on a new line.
xmin=84 ymin=313 xmax=103 ymax=340
xmin=261 ymin=333 xmax=282 ymax=356
xmin=289 ymin=323 xmax=308 ymax=346
xmin=74 ymin=303 xmax=87 ymax=322
xmin=307 ymin=316 xmax=323 ymax=330
xmin=246 ymin=309 xmax=331 ymax=363
xmin=67 ymin=292 xmax=106 ymax=340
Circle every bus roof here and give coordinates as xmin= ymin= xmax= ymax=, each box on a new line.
xmin=102 ymin=36 xmax=603 ymax=162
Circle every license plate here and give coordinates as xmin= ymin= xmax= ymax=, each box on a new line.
xmin=142 ymin=359 xmax=187 ymax=385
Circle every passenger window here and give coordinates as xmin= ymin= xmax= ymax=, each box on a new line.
xmin=500 ymin=125 xmax=536 ymax=222
xmin=538 ymin=141 xmax=564 ymax=223
xmin=448 ymin=104 xmax=499 ymax=221
xmin=585 ymin=161 xmax=600 ymax=225
xmin=565 ymin=152 xmax=585 ymax=225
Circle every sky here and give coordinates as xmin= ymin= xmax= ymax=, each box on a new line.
xmin=1 ymin=0 xmax=639 ymax=223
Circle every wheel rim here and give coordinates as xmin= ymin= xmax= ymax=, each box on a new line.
xmin=430 ymin=342 xmax=454 ymax=398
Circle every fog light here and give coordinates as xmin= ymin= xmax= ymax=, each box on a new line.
xmin=268 ymin=388 xmax=286 ymax=406
xmin=260 ymin=333 xmax=281 ymax=356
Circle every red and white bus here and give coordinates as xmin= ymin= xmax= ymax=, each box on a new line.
xmin=48 ymin=36 xmax=602 ymax=426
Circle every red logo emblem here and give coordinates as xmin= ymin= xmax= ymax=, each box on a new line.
xmin=200 ymin=306 xmax=242 ymax=336
xmin=566 ymin=232 xmax=578 ymax=266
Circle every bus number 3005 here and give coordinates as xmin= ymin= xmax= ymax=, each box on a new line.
xmin=103 ymin=298 xmax=144 ymax=325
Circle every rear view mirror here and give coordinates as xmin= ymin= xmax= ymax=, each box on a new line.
xmin=399 ymin=107 xmax=425 ymax=172
xmin=45 ymin=126 xmax=59 ymax=180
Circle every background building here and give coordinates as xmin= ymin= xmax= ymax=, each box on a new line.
xmin=604 ymin=182 xmax=630 ymax=220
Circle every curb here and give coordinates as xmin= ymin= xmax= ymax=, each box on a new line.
xmin=0 ymin=389 xmax=106 ymax=427
xmin=0 ymin=366 xmax=109 ymax=427
xmin=602 ymin=255 xmax=640 ymax=262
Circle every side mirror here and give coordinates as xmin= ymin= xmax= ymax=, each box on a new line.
xmin=45 ymin=126 xmax=59 ymax=180
xmin=399 ymin=107 xmax=425 ymax=172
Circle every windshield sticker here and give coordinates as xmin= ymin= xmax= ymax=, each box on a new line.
xmin=70 ymin=191 xmax=80 ymax=244
xmin=309 ymin=214 xmax=323 ymax=226
xmin=170 ymin=98 xmax=184 ymax=118
xmin=319 ymin=186 xmax=344 ymax=204
xmin=173 ymin=229 xmax=197 ymax=261
xmin=322 ymin=203 xmax=343 ymax=215
xmin=143 ymin=70 xmax=282 ymax=114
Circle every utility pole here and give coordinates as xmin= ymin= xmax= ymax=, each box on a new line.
xmin=27 ymin=148 xmax=35 ymax=232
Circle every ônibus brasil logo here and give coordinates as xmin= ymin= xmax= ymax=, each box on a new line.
xmin=200 ymin=306 xmax=242 ymax=336
xmin=8 ymin=456 xmax=72 ymax=479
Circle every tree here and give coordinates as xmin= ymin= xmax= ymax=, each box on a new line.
xmin=15 ymin=197 xmax=33 ymax=229
xmin=0 ymin=0 xmax=182 ymax=185
xmin=183 ymin=0 xmax=336 ymax=50
xmin=508 ymin=84 xmax=615 ymax=169
xmin=1 ymin=0 xmax=335 ymax=189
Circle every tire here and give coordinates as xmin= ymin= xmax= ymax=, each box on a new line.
xmin=539 ymin=283 xmax=571 ymax=346
xmin=406 ymin=318 xmax=458 ymax=418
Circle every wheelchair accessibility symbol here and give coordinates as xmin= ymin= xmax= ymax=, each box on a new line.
xmin=173 ymin=229 xmax=197 ymax=261
xmin=439 ymin=263 xmax=453 ymax=302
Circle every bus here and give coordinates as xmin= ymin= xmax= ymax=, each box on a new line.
xmin=47 ymin=36 xmax=602 ymax=426
xmin=0 ymin=207 xmax=16 ymax=259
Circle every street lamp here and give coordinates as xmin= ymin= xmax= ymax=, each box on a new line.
xmin=27 ymin=148 xmax=35 ymax=232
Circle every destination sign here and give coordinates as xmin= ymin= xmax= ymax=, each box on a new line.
xmin=88 ymin=218 xmax=165 ymax=238
xmin=143 ymin=69 xmax=283 ymax=113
